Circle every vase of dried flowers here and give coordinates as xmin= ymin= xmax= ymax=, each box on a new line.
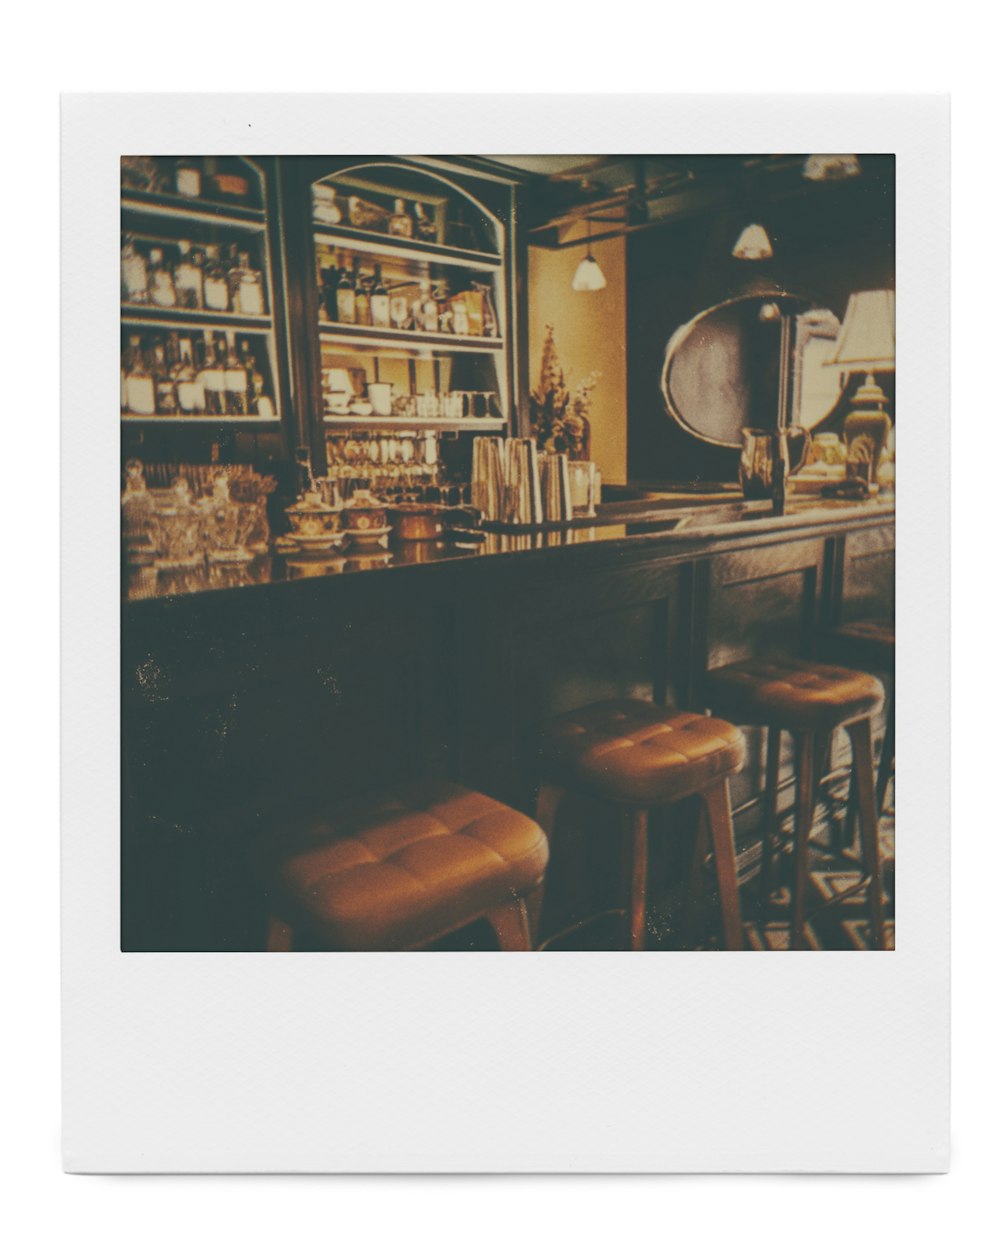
xmin=529 ymin=325 xmax=600 ymax=461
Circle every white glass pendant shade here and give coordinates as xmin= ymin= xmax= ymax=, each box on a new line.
xmin=732 ymin=223 xmax=774 ymax=261
xmin=572 ymin=254 xmax=607 ymax=291
xmin=803 ymin=154 xmax=861 ymax=181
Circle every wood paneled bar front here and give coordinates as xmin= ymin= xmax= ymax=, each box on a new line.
xmin=121 ymin=498 xmax=894 ymax=952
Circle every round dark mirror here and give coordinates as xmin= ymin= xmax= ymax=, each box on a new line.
xmin=661 ymin=292 xmax=844 ymax=448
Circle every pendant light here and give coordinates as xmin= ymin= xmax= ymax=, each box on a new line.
xmin=731 ymin=222 xmax=774 ymax=261
xmin=572 ymin=219 xmax=607 ymax=291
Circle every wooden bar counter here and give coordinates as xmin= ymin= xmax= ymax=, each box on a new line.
xmin=122 ymin=494 xmax=895 ymax=951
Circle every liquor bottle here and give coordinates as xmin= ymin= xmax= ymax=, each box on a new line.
xmin=175 ymin=157 xmax=202 ymax=198
xmin=336 ymin=264 xmax=356 ymax=324
xmin=389 ymin=287 xmax=410 ymax=330
xmin=451 ymin=292 xmax=470 ymax=336
xmin=354 ymin=263 xmax=372 ymax=327
xmin=389 ymin=199 xmax=413 ymax=239
xmin=151 ymin=338 xmax=179 ymax=415
xmin=202 ymin=245 xmax=230 ymax=312
xmin=478 ymin=282 xmax=499 ymax=337
xmin=240 ymin=339 xmax=275 ymax=418
xmin=413 ymin=202 xmax=436 ymax=242
xmin=223 ymin=331 xmax=249 ymax=415
xmin=370 ymin=264 xmax=390 ymax=329
xmin=121 ymin=237 xmax=148 ymax=304
xmin=173 ymin=239 xmax=204 ymax=309
xmin=198 ymin=331 xmax=226 ymax=415
xmin=229 ymin=250 xmax=266 ymax=316
xmin=147 ymin=248 xmax=177 ymax=308
xmin=174 ymin=337 xmax=205 ymax=414
xmin=418 ymin=280 xmax=438 ymax=333
xmin=435 ymin=282 xmax=453 ymax=335
xmin=124 ymin=335 xmax=155 ymax=415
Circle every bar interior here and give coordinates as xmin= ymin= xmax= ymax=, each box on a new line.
xmin=121 ymin=153 xmax=895 ymax=952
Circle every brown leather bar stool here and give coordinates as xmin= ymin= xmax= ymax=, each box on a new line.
xmin=829 ymin=619 xmax=895 ymax=815
xmin=536 ymin=700 xmax=747 ymax=951
xmin=257 ymin=781 xmax=550 ymax=951
xmin=705 ymin=657 xmax=887 ymax=950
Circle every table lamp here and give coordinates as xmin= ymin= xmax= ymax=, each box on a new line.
xmin=826 ymin=289 xmax=895 ymax=483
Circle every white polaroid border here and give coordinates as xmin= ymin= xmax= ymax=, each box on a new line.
xmin=62 ymin=94 xmax=948 ymax=1173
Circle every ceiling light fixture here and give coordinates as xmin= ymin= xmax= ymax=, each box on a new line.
xmin=803 ymin=153 xmax=861 ymax=181
xmin=572 ymin=219 xmax=607 ymax=291
xmin=732 ymin=222 xmax=774 ymax=261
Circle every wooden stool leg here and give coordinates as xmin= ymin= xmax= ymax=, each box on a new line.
xmin=759 ymin=726 xmax=782 ymax=917
xmin=625 ymin=808 xmax=649 ymax=951
xmin=702 ymin=778 xmax=744 ymax=951
xmin=846 ymin=717 xmax=887 ymax=950
xmin=486 ymin=891 xmax=535 ymax=951
xmin=876 ymin=686 xmax=895 ymax=815
xmin=266 ymin=914 xmax=294 ymax=952
xmin=790 ymin=731 xmax=822 ymax=951
xmin=683 ymin=805 xmax=710 ymax=949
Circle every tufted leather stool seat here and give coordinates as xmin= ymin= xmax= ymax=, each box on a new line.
xmin=259 ymin=781 xmax=549 ymax=952
xmin=706 ymin=655 xmax=887 ymax=950
xmin=539 ymin=701 xmax=746 ymax=806
xmin=705 ymin=657 xmax=883 ymax=734
xmin=536 ymin=699 xmax=747 ymax=951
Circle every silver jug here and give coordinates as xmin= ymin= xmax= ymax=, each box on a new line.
xmin=739 ymin=426 xmax=811 ymax=501
xmin=540 ymin=453 xmax=573 ymax=522
xmin=504 ymin=438 xmax=543 ymax=526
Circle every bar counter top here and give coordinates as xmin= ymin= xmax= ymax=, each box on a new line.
xmin=125 ymin=491 xmax=895 ymax=607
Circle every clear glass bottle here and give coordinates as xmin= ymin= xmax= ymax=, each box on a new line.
xmin=124 ymin=335 xmax=156 ymax=416
xmin=413 ymin=202 xmax=436 ymax=242
xmin=198 ymin=331 xmax=226 ymax=415
xmin=147 ymin=247 xmax=177 ymax=308
xmin=451 ymin=291 xmax=470 ymax=336
xmin=152 ymin=338 xmax=179 ymax=414
xmin=229 ymin=250 xmax=265 ymax=316
xmin=223 ymin=331 xmax=248 ymax=415
xmin=175 ymin=157 xmax=202 ymax=199
xmin=354 ymin=263 xmax=372 ymax=327
xmin=174 ymin=337 xmax=205 ymax=414
xmin=418 ymin=280 xmax=438 ymax=333
xmin=435 ymin=282 xmax=453 ymax=335
xmin=202 ymin=245 xmax=230 ymax=312
xmin=370 ymin=264 xmax=390 ymax=329
xmin=121 ymin=237 xmax=148 ymax=304
xmin=173 ymin=239 xmax=204 ymax=310
xmin=336 ymin=263 xmax=356 ymax=324
xmin=240 ymin=339 xmax=275 ymax=418
xmin=390 ymin=288 xmax=410 ymax=330
xmin=389 ymin=198 xmax=413 ymax=239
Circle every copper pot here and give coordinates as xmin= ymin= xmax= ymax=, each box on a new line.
xmin=389 ymin=503 xmax=481 ymax=542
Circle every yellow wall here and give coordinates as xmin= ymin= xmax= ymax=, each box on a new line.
xmin=527 ymin=227 xmax=628 ymax=485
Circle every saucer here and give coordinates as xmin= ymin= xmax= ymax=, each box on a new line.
xmin=275 ymin=531 xmax=346 ymax=553
xmin=344 ymin=525 xmax=392 ymax=547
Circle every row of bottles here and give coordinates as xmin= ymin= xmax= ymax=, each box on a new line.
xmin=319 ymin=260 xmax=498 ymax=337
xmin=313 ymin=184 xmax=439 ymax=243
xmin=121 ymin=156 xmax=256 ymax=206
xmin=121 ymin=237 xmax=267 ymax=316
xmin=121 ymin=330 xmax=275 ymax=419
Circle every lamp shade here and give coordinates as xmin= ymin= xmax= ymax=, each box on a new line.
xmin=803 ymin=154 xmax=861 ymax=182
xmin=572 ymin=254 xmax=607 ymax=291
xmin=732 ymin=223 xmax=773 ymax=261
xmin=826 ymin=290 xmax=896 ymax=371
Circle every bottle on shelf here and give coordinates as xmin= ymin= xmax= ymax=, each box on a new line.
xmin=435 ymin=282 xmax=453 ymax=335
xmin=475 ymin=281 xmax=499 ymax=337
xmin=198 ymin=331 xmax=226 ymax=415
xmin=147 ymin=248 xmax=177 ymax=308
xmin=336 ymin=263 xmax=356 ymax=324
xmin=229 ymin=249 xmax=266 ymax=317
xmin=173 ymin=239 xmax=204 ymax=310
xmin=389 ymin=199 xmax=413 ymax=239
xmin=124 ymin=335 xmax=156 ymax=416
xmin=151 ymin=338 xmax=179 ymax=415
xmin=222 ymin=331 xmax=249 ymax=415
xmin=203 ymin=245 xmax=230 ymax=312
xmin=451 ymin=291 xmax=470 ymax=336
xmin=240 ymin=339 xmax=275 ymax=419
xmin=354 ymin=262 xmax=372 ymax=327
xmin=174 ymin=337 xmax=205 ymax=414
xmin=413 ymin=202 xmax=437 ymax=243
xmin=389 ymin=285 xmax=410 ymax=330
xmin=121 ymin=237 xmax=148 ymax=304
xmin=175 ymin=158 xmax=202 ymax=199
xmin=370 ymin=264 xmax=390 ymax=329
xmin=417 ymin=280 xmax=438 ymax=333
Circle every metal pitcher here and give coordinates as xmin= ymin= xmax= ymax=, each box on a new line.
xmin=739 ymin=426 xmax=811 ymax=501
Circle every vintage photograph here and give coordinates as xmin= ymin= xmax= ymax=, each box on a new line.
xmin=121 ymin=152 xmax=895 ymax=954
